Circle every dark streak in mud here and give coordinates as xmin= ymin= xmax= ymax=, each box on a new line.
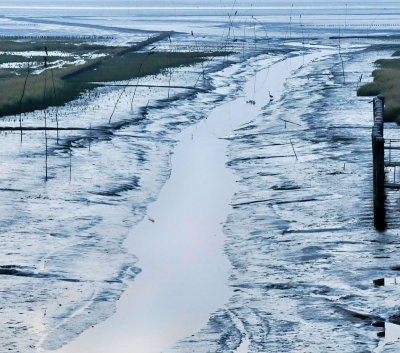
xmin=283 ymin=227 xmax=344 ymax=234
xmin=334 ymin=305 xmax=383 ymax=324
xmin=227 ymin=155 xmax=293 ymax=166
xmin=0 ymin=265 xmax=82 ymax=282
xmin=271 ymin=183 xmax=301 ymax=190
xmin=90 ymin=177 xmax=140 ymax=197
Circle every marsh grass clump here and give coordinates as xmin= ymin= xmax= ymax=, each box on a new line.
xmin=358 ymin=57 xmax=400 ymax=123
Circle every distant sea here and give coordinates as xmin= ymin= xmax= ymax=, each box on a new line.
xmin=0 ymin=0 xmax=400 ymax=18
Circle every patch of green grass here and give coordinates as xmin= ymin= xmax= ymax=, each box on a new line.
xmin=0 ymin=54 xmax=73 ymax=64
xmin=0 ymin=35 xmax=232 ymax=117
xmin=0 ymin=68 xmax=16 ymax=79
xmin=0 ymin=71 xmax=65 ymax=116
xmin=358 ymin=57 xmax=400 ymax=123
xmin=68 ymin=51 xmax=225 ymax=83
xmin=0 ymin=50 xmax=228 ymax=117
xmin=375 ymin=58 xmax=400 ymax=69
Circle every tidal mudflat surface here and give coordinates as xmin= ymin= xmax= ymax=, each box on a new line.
xmin=2 ymin=2 xmax=400 ymax=353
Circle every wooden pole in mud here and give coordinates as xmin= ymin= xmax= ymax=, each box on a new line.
xmin=372 ymin=95 xmax=385 ymax=230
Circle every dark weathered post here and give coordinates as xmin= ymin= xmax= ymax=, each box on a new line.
xmin=372 ymin=95 xmax=385 ymax=230
xmin=374 ymin=135 xmax=385 ymax=229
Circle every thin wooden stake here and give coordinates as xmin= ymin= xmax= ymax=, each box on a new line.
xmin=43 ymin=57 xmax=48 ymax=182
xmin=69 ymin=149 xmax=72 ymax=182
xmin=18 ymin=57 xmax=31 ymax=142
xmin=338 ymin=27 xmax=346 ymax=83
xmin=289 ymin=138 xmax=298 ymax=160
xmin=50 ymin=68 xmax=59 ymax=143
xmin=89 ymin=123 xmax=91 ymax=152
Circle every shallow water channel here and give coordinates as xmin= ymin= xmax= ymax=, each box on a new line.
xmin=53 ymin=48 xmax=329 ymax=353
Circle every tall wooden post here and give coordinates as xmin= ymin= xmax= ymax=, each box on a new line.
xmin=372 ymin=95 xmax=385 ymax=230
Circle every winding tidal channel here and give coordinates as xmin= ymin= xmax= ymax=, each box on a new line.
xmin=54 ymin=51 xmax=334 ymax=353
